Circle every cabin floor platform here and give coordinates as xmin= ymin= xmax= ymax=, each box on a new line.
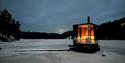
xmin=69 ymin=44 xmax=100 ymax=53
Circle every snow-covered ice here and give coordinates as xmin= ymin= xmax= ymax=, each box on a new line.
xmin=0 ymin=39 xmax=125 ymax=63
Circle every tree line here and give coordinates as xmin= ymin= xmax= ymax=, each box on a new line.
xmin=95 ymin=17 xmax=125 ymax=40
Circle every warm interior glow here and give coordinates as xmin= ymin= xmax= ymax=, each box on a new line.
xmin=77 ymin=24 xmax=95 ymax=44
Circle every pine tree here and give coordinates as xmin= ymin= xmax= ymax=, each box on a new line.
xmin=0 ymin=9 xmax=21 ymax=41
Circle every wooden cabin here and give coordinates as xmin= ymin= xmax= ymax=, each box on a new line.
xmin=72 ymin=16 xmax=100 ymax=51
xmin=73 ymin=23 xmax=96 ymax=45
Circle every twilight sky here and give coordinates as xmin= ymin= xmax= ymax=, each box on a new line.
xmin=0 ymin=0 xmax=125 ymax=33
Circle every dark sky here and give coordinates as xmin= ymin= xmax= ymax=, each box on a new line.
xmin=0 ymin=0 xmax=125 ymax=33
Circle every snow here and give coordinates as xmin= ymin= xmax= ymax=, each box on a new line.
xmin=0 ymin=39 xmax=125 ymax=63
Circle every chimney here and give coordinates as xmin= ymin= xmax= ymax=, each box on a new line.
xmin=88 ymin=16 xmax=90 ymax=24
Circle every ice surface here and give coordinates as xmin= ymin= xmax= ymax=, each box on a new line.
xmin=0 ymin=39 xmax=125 ymax=63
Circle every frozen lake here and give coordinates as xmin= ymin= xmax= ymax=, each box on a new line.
xmin=0 ymin=39 xmax=125 ymax=63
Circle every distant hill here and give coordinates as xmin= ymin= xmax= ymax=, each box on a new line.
xmin=62 ymin=31 xmax=73 ymax=39
xmin=95 ymin=17 xmax=125 ymax=40
xmin=21 ymin=32 xmax=64 ymax=39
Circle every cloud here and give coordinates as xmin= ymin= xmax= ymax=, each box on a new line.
xmin=0 ymin=0 xmax=125 ymax=33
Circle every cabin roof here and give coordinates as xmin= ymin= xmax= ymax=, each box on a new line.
xmin=73 ymin=23 xmax=96 ymax=26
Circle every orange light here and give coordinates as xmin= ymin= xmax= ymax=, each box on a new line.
xmin=77 ymin=24 xmax=95 ymax=44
